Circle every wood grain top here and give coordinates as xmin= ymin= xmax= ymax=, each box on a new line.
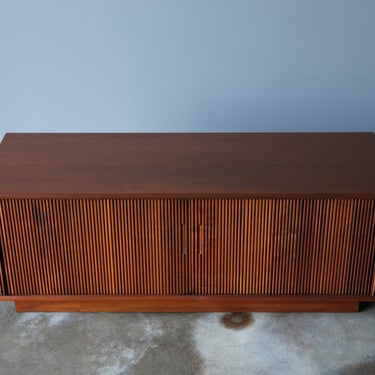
xmin=1 ymin=132 xmax=375 ymax=198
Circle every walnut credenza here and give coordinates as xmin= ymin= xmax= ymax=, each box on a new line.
xmin=0 ymin=133 xmax=374 ymax=312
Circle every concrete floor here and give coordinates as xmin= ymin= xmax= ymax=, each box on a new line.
xmin=0 ymin=302 xmax=374 ymax=375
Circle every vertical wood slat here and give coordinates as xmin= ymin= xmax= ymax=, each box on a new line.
xmin=118 ymin=199 xmax=128 ymax=294
xmin=0 ymin=211 xmax=5 ymax=294
xmin=6 ymin=200 xmax=26 ymax=295
xmin=0 ymin=244 xmax=4 ymax=295
xmin=347 ymin=200 xmax=363 ymax=296
xmin=151 ymin=199 xmax=158 ymax=295
xmin=0 ymin=198 xmax=374 ymax=297
xmin=364 ymin=200 xmax=375 ymax=296
xmin=0 ymin=201 xmax=18 ymax=295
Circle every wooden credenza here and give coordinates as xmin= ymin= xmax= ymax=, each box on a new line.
xmin=0 ymin=133 xmax=374 ymax=312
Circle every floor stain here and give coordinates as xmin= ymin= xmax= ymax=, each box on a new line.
xmin=130 ymin=314 xmax=203 ymax=375
xmin=335 ymin=360 xmax=375 ymax=375
xmin=220 ymin=312 xmax=254 ymax=330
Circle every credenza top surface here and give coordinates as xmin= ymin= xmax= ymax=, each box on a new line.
xmin=0 ymin=132 xmax=375 ymax=198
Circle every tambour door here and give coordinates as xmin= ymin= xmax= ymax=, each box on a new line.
xmin=194 ymin=198 xmax=375 ymax=296
xmin=308 ymin=198 xmax=375 ymax=296
xmin=345 ymin=199 xmax=375 ymax=296
xmin=1 ymin=198 xmax=374 ymax=298
xmin=193 ymin=198 xmax=299 ymax=296
xmin=193 ymin=198 xmax=292 ymax=296
xmin=0 ymin=198 xmax=191 ymax=296
xmin=0 ymin=242 xmax=4 ymax=295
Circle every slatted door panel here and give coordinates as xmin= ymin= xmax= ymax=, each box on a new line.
xmin=195 ymin=199 xmax=216 ymax=295
xmin=0 ymin=267 xmax=3 ymax=295
xmin=0 ymin=214 xmax=5 ymax=295
xmin=197 ymin=199 xmax=251 ymax=295
xmin=0 ymin=233 xmax=4 ymax=295
xmin=347 ymin=199 xmax=375 ymax=296
xmin=0 ymin=199 xmax=188 ymax=296
xmin=197 ymin=198 xmax=375 ymax=296
xmin=195 ymin=199 xmax=306 ymax=296
xmin=309 ymin=198 xmax=375 ymax=296
xmin=310 ymin=199 xmax=353 ymax=295
xmin=193 ymin=198 xmax=250 ymax=295
xmin=1 ymin=198 xmax=374 ymax=297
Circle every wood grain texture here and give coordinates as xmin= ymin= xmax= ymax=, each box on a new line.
xmin=12 ymin=296 xmax=361 ymax=313
xmin=1 ymin=198 xmax=374 ymax=298
xmin=1 ymin=133 xmax=375 ymax=198
xmin=0 ymin=237 xmax=4 ymax=296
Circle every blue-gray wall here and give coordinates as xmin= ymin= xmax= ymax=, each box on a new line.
xmin=1 ymin=1 xmax=374 ymax=140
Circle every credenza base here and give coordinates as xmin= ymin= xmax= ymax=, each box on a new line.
xmin=0 ymin=296 xmax=369 ymax=313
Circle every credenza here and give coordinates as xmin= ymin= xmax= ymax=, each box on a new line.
xmin=0 ymin=132 xmax=374 ymax=312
